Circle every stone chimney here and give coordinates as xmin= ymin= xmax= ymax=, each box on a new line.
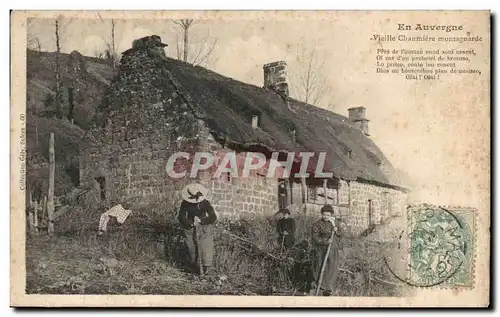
xmin=131 ymin=35 xmax=168 ymax=58
xmin=348 ymin=107 xmax=370 ymax=136
xmin=263 ymin=61 xmax=289 ymax=97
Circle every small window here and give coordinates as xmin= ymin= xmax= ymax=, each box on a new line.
xmin=348 ymin=150 xmax=353 ymax=159
xmin=290 ymin=129 xmax=296 ymax=143
xmin=368 ymin=199 xmax=374 ymax=227
xmin=252 ymin=115 xmax=259 ymax=129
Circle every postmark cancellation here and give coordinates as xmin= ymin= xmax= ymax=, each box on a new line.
xmin=403 ymin=205 xmax=476 ymax=288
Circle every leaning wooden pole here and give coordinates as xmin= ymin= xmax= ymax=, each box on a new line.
xmin=195 ymin=222 xmax=204 ymax=277
xmin=47 ymin=133 xmax=55 ymax=235
xmin=315 ymin=230 xmax=336 ymax=296
xmin=33 ymin=199 xmax=39 ymax=235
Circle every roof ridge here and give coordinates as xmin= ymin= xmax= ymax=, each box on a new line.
xmin=101 ymin=48 xmax=408 ymax=189
xmin=161 ymin=56 xmax=350 ymax=119
xmin=161 ymin=65 xmax=206 ymax=120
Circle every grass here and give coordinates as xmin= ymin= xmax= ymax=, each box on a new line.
xmin=26 ymin=235 xmax=200 ymax=295
xmin=26 ymin=199 xmax=409 ymax=296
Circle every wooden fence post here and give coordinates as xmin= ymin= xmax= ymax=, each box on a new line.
xmin=42 ymin=195 xmax=47 ymax=228
xmin=28 ymin=192 xmax=34 ymax=234
xmin=301 ymin=177 xmax=307 ymax=214
xmin=33 ymin=199 xmax=39 ymax=235
xmin=47 ymin=133 xmax=55 ymax=235
xmin=285 ymin=179 xmax=291 ymax=207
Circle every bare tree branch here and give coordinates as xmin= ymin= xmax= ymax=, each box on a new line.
xmin=175 ymin=33 xmax=183 ymax=60
xmin=53 ymin=15 xmax=73 ymax=52
xmin=95 ymin=17 xmax=121 ymax=71
xmin=54 ymin=18 xmax=62 ymax=119
xmin=290 ymin=41 xmax=331 ymax=107
xmin=111 ymin=19 xmax=116 ymax=70
xmin=172 ymin=20 xmax=184 ymax=27
xmin=189 ymin=29 xmax=218 ymax=66
xmin=171 ymin=19 xmax=217 ymax=67
xmin=93 ymin=47 xmax=104 ymax=59
xmin=51 ymin=15 xmax=73 ymax=119
xmin=27 ymin=18 xmax=42 ymax=52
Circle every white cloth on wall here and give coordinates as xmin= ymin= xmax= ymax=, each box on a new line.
xmin=98 ymin=204 xmax=132 ymax=233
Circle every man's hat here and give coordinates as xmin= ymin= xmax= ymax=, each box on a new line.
xmin=181 ymin=183 xmax=208 ymax=204
xmin=279 ymin=207 xmax=291 ymax=215
xmin=321 ymin=204 xmax=335 ymax=214
xmin=321 ymin=204 xmax=343 ymax=220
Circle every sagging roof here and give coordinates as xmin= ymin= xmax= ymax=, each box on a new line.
xmin=102 ymin=40 xmax=409 ymax=190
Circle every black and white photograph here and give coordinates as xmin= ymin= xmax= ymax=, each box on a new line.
xmin=10 ymin=10 xmax=490 ymax=307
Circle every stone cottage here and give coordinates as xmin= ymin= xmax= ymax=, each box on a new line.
xmin=80 ymin=35 xmax=409 ymax=236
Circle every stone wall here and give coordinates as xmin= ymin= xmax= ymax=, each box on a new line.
xmin=202 ymin=176 xmax=279 ymax=220
xmin=80 ymin=45 xmax=407 ymax=226
xmin=346 ymin=180 xmax=407 ymax=236
xmin=82 ymin=113 xmax=406 ymax=232
xmin=81 ymin=100 xmax=281 ymax=217
xmin=197 ymin=121 xmax=279 ymax=219
xmin=80 ymin=109 xmax=198 ymax=209
xmin=80 ymin=50 xmax=201 ymax=209
xmin=297 ymin=178 xmax=407 ymax=236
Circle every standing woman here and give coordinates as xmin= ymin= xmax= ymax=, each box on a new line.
xmin=178 ymin=183 xmax=218 ymax=276
xmin=311 ymin=204 xmax=342 ymax=296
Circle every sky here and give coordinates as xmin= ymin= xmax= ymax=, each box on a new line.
xmin=26 ymin=12 xmax=490 ymax=207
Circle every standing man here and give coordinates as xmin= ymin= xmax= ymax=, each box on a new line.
xmin=278 ymin=180 xmax=288 ymax=209
xmin=276 ymin=207 xmax=296 ymax=251
xmin=178 ymin=183 xmax=217 ymax=276
xmin=311 ymin=204 xmax=342 ymax=296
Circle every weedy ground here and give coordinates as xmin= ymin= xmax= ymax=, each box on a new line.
xmin=26 ymin=201 xmax=408 ymax=296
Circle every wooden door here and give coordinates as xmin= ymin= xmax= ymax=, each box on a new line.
xmin=368 ymin=199 xmax=374 ymax=228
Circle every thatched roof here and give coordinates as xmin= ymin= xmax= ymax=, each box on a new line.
xmin=104 ymin=45 xmax=409 ymax=190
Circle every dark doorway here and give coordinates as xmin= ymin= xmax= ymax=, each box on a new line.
xmin=278 ymin=179 xmax=288 ymax=210
xmin=368 ymin=199 xmax=375 ymax=230
xmin=95 ymin=176 xmax=106 ymax=200
xmin=361 ymin=199 xmax=376 ymax=237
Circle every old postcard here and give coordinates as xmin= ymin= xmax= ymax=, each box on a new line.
xmin=10 ymin=10 xmax=490 ymax=307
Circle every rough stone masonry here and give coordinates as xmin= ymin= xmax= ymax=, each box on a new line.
xmin=80 ymin=35 xmax=408 ymax=235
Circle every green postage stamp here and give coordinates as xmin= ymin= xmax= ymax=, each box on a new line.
xmin=406 ymin=204 xmax=476 ymax=288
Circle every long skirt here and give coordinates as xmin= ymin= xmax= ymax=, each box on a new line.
xmin=277 ymin=235 xmax=295 ymax=250
xmin=312 ymin=244 xmax=340 ymax=292
xmin=184 ymin=224 xmax=214 ymax=267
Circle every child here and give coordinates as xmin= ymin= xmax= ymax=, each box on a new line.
xmin=276 ymin=208 xmax=296 ymax=251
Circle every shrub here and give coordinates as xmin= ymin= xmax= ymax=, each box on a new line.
xmin=39 ymin=196 xmax=407 ymax=296
xmin=209 ymin=214 xmax=405 ymax=296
